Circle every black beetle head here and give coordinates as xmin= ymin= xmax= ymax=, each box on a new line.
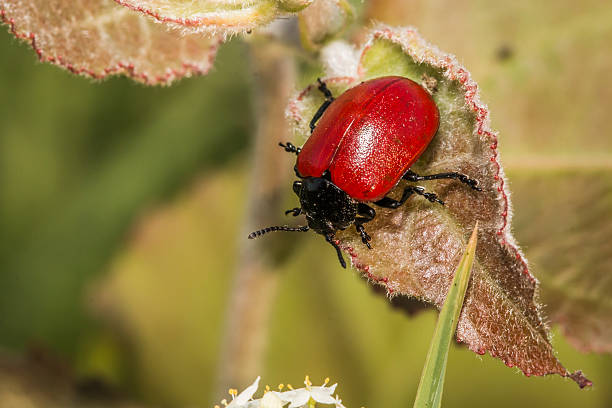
xmin=247 ymin=175 xmax=356 ymax=269
xmin=293 ymin=177 xmax=357 ymax=236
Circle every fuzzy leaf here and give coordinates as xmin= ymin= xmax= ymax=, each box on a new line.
xmin=0 ymin=0 xmax=220 ymax=85
xmin=113 ymin=0 xmax=312 ymax=37
xmin=286 ymin=25 xmax=590 ymax=387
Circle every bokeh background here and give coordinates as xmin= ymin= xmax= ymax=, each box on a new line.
xmin=1 ymin=1 xmax=612 ymax=407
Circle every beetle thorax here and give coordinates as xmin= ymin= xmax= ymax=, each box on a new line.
xmin=294 ymin=177 xmax=357 ymax=236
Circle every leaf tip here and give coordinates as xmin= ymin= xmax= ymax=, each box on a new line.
xmin=568 ymin=370 xmax=592 ymax=389
xmin=464 ymin=222 xmax=479 ymax=260
xmin=470 ymin=221 xmax=479 ymax=243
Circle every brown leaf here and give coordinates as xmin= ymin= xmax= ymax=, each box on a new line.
xmin=287 ymin=25 xmax=591 ymax=387
xmin=0 ymin=0 xmax=221 ymax=85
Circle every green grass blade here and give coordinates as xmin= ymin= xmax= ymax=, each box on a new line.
xmin=413 ymin=223 xmax=479 ymax=408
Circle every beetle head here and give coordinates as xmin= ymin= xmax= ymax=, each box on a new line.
xmin=293 ymin=177 xmax=357 ymax=236
xmin=247 ymin=175 xmax=355 ymax=269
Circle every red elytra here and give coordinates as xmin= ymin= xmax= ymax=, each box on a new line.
xmin=296 ymin=76 xmax=440 ymax=202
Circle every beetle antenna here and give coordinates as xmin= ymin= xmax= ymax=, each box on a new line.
xmin=248 ymin=225 xmax=309 ymax=239
xmin=325 ymin=234 xmax=347 ymax=269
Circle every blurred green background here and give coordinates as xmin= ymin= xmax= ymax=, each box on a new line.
xmin=1 ymin=1 xmax=612 ymax=407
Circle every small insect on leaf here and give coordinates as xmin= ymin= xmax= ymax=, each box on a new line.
xmin=285 ymin=25 xmax=591 ymax=388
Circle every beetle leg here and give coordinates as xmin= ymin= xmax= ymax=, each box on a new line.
xmin=356 ymin=203 xmax=376 ymax=221
xmin=355 ymin=224 xmax=372 ymax=249
xmin=403 ymin=169 xmax=482 ymax=191
xmin=409 ymin=186 xmax=445 ymax=205
xmin=309 ymin=78 xmax=335 ymax=133
xmin=325 ymin=234 xmax=346 ymax=269
xmin=374 ymin=186 xmax=444 ymax=209
xmin=293 ymin=166 xmax=305 ymax=179
xmin=309 ymin=101 xmax=333 ymax=133
xmin=285 ymin=207 xmax=302 ymax=216
xmin=279 ymin=142 xmax=301 ymax=156
xmin=317 ymin=78 xmax=334 ymax=99
xmin=355 ymin=203 xmax=375 ymax=249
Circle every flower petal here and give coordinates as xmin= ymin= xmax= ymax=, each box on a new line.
xmin=287 ymin=389 xmax=311 ymax=408
xmin=234 ymin=376 xmax=261 ymax=405
xmin=310 ymin=387 xmax=336 ymax=404
xmin=260 ymin=391 xmax=285 ymax=408
xmin=276 ymin=389 xmax=298 ymax=402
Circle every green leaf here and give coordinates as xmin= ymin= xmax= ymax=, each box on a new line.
xmin=413 ymin=224 xmax=478 ymax=408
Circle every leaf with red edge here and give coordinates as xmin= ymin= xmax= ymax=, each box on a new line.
xmin=287 ymin=25 xmax=591 ymax=388
xmin=0 ymin=0 xmax=221 ymax=85
xmin=113 ymin=0 xmax=313 ymax=37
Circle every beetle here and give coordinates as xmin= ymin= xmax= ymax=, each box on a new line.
xmin=248 ymin=76 xmax=481 ymax=268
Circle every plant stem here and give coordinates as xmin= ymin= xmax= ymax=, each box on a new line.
xmin=215 ymin=40 xmax=297 ymax=392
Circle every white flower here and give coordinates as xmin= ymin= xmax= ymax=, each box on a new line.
xmin=225 ymin=376 xmax=261 ymax=408
xmin=260 ymin=391 xmax=285 ymax=408
xmin=277 ymin=377 xmax=338 ymax=408
xmin=332 ymin=396 xmax=346 ymax=408
xmin=216 ymin=376 xmax=348 ymax=408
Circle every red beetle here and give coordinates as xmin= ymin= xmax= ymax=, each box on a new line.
xmin=249 ymin=76 xmax=481 ymax=268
